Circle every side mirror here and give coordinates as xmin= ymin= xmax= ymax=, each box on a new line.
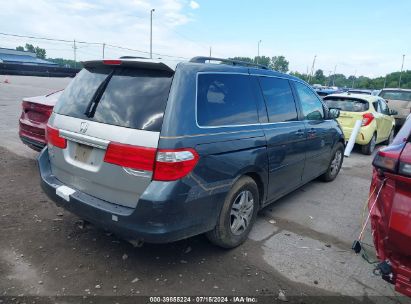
xmin=390 ymin=109 xmax=398 ymax=116
xmin=328 ymin=108 xmax=340 ymax=119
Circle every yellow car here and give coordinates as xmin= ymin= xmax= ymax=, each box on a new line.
xmin=324 ymin=93 xmax=396 ymax=155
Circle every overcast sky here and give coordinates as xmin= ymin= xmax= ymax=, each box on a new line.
xmin=1 ymin=0 xmax=410 ymax=77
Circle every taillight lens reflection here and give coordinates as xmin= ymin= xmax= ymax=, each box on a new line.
xmin=153 ymin=149 xmax=199 ymax=181
xmin=46 ymin=124 xmax=67 ymax=149
xmin=103 ymin=143 xmax=199 ymax=181
xmin=362 ymin=113 xmax=374 ymax=126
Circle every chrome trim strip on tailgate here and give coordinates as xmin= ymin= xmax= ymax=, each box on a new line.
xmin=59 ymin=129 xmax=109 ymax=149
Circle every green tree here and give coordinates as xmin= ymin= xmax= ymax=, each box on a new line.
xmin=313 ymin=69 xmax=326 ymax=85
xmin=254 ymin=56 xmax=271 ymax=67
xmin=18 ymin=43 xmax=47 ymax=59
xmin=24 ymin=43 xmax=35 ymax=53
xmin=47 ymin=58 xmax=81 ymax=69
xmin=35 ymin=46 xmax=46 ymax=59
xmin=271 ymin=56 xmax=289 ymax=73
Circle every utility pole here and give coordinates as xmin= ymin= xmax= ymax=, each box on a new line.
xmin=383 ymin=75 xmax=387 ymax=89
xmin=308 ymin=55 xmax=317 ymax=84
xmin=102 ymin=43 xmax=105 ymax=59
xmin=327 ymin=71 xmax=332 ymax=86
xmin=257 ymin=40 xmax=262 ymax=64
xmin=73 ymin=39 xmax=77 ymax=69
xmin=332 ymin=65 xmax=337 ymax=87
xmin=150 ymin=9 xmax=155 ymax=59
xmin=399 ymin=54 xmax=405 ymax=88
xmin=209 ymin=46 xmax=212 ymax=58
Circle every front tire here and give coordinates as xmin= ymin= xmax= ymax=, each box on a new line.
xmin=361 ymin=133 xmax=376 ymax=155
xmin=206 ymin=176 xmax=259 ymax=248
xmin=320 ymin=142 xmax=344 ymax=182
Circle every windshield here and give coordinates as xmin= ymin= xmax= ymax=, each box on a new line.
xmin=324 ymin=97 xmax=369 ymax=112
xmin=379 ymin=90 xmax=411 ymax=101
xmin=54 ymin=66 xmax=173 ymax=132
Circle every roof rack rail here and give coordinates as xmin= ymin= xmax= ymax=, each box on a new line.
xmin=119 ymin=56 xmax=150 ymax=59
xmin=189 ymin=56 xmax=269 ymax=70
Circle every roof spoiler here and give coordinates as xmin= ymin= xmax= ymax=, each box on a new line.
xmin=81 ymin=59 xmax=175 ymax=73
xmin=189 ymin=56 xmax=269 ymax=70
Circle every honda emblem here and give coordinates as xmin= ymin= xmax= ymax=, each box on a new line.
xmin=79 ymin=122 xmax=89 ymax=134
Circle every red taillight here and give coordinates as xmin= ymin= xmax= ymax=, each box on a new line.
xmin=153 ymin=149 xmax=199 ymax=181
xmin=22 ymin=101 xmax=53 ymax=118
xmin=103 ymin=60 xmax=122 ymax=65
xmin=46 ymin=124 xmax=67 ymax=149
xmin=362 ymin=113 xmax=374 ymax=126
xmin=399 ymin=143 xmax=411 ymax=177
xmin=103 ymin=144 xmax=199 ymax=181
xmin=104 ymin=142 xmax=156 ymax=171
xmin=372 ymin=144 xmax=404 ymax=172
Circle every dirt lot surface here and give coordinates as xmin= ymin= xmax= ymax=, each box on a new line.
xmin=0 ymin=76 xmax=410 ymax=303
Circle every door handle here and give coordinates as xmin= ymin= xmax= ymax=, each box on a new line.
xmin=307 ymin=128 xmax=316 ymax=134
xmin=295 ymin=129 xmax=305 ymax=137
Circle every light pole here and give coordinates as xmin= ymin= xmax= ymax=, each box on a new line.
xmin=150 ymin=9 xmax=155 ymax=59
xmin=257 ymin=40 xmax=262 ymax=63
xmin=308 ymin=55 xmax=317 ymax=84
xmin=399 ymin=54 xmax=405 ymax=88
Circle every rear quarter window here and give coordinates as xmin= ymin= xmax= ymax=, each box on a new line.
xmin=197 ymin=73 xmax=259 ymax=127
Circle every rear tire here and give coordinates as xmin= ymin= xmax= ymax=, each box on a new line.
xmin=361 ymin=133 xmax=376 ymax=155
xmin=384 ymin=128 xmax=394 ymax=145
xmin=320 ymin=142 xmax=344 ymax=182
xmin=206 ymin=176 xmax=259 ymax=248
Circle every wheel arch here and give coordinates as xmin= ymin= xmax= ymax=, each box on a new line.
xmin=243 ymin=172 xmax=265 ymax=208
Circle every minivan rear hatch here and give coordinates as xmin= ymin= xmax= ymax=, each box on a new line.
xmin=48 ymin=60 xmax=174 ymax=208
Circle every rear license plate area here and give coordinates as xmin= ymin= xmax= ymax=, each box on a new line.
xmin=74 ymin=143 xmax=93 ymax=164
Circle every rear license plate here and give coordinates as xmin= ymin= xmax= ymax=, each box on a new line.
xmin=74 ymin=143 xmax=93 ymax=163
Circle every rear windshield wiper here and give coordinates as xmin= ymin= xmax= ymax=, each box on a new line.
xmin=84 ymin=70 xmax=115 ymax=118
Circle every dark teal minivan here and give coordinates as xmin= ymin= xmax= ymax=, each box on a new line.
xmin=38 ymin=56 xmax=345 ymax=248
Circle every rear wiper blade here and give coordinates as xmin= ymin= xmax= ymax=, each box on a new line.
xmin=84 ymin=70 xmax=115 ymax=118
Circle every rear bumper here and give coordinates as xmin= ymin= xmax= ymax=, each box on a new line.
xmin=370 ymin=170 xmax=411 ymax=296
xmin=37 ymin=148 xmax=224 ymax=243
xmin=20 ymin=135 xmax=45 ymax=151
xmin=19 ymin=119 xmax=46 ymax=151
xmin=341 ymin=125 xmax=374 ymax=145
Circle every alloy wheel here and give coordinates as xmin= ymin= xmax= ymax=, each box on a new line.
xmin=330 ymin=150 xmax=342 ymax=177
xmin=230 ymin=190 xmax=254 ymax=236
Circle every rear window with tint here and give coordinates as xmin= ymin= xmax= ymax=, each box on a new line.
xmin=54 ymin=67 xmax=173 ymax=131
xmin=379 ymin=90 xmax=411 ymax=101
xmin=197 ymin=74 xmax=259 ymax=126
xmin=324 ymin=98 xmax=369 ymax=112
